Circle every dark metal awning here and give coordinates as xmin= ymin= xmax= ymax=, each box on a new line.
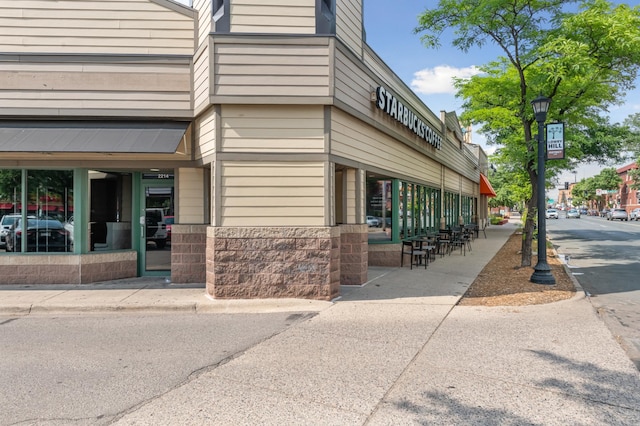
xmin=0 ymin=121 xmax=189 ymax=153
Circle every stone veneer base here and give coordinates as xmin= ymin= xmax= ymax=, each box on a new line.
xmin=339 ymin=224 xmax=368 ymax=286
xmin=171 ymin=224 xmax=207 ymax=283
xmin=368 ymin=243 xmax=402 ymax=267
xmin=206 ymin=226 xmax=341 ymax=300
xmin=0 ymin=251 xmax=137 ymax=285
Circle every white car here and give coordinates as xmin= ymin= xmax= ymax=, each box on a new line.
xmin=366 ymin=215 xmax=380 ymax=227
xmin=566 ymin=209 xmax=580 ymax=219
xmin=0 ymin=214 xmax=36 ymax=249
xmin=631 ymin=208 xmax=640 ymax=221
xmin=545 ymin=208 xmax=559 ymax=219
xmin=607 ymin=208 xmax=629 ymax=221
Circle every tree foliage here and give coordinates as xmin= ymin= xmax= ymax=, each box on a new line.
xmin=624 ymin=113 xmax=640 ymax=189
xmin=572 ymin=168 xmax=622 ymax=207
xmin=416 ymin=0 xmax=640 ymax=266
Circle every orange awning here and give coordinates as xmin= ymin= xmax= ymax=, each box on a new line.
xmin=480 ymin=173 xmax=497 ymax=197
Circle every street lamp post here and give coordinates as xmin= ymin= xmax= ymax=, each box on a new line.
xmin=530 ymin=95 xmax=556 ymax=285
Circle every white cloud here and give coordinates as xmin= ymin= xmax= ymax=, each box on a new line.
xmin=411 ymin=65 xmax=481 ymax=95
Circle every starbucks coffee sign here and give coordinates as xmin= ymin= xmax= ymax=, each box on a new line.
xmin=375 ymin=86 xmax=442 ymax=149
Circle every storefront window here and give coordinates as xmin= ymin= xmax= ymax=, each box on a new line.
xmin=366 ymin=176 xmax=393 ymax=242
xmin=444 ymin=192 xmax=461 ymax=228
xmin=461 ymin=195 xmax=475 ymax=224
xmin=0 ymin=170 xmax=73 ymax=253
xmin=400 ymin=181 xmax=439 ymax=238
xmin=366 ymin=176 xmax=441 ymax=242
xmin=89 ymin=171 xmax=132 ymax=251
xmin=0 ymin=169 xmax=136 ymax=254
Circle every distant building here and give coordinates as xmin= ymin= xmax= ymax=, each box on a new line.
xmin=612 ymin=163 xmax=640 ymax=212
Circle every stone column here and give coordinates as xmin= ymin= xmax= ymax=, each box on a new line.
xmin=339 ymin=224 xmax=368 ymax=285
xmin=207 ymin=226 xmax=340 ymax=300
xmin=171 ymin=224 xmax=207 ymax=283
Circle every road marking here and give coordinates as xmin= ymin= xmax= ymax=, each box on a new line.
xmin=572 ymin=272 xmax=584 ymax=275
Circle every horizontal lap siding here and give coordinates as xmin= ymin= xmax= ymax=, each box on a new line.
xmin=461 ymin=177 xmax=476 ymax=196
xmin=194 ymin=0 xmax=212 ymax=46
xmin=336 ymin=0 xmax=362 ymax=55
xmin=229 ymin=0 xmax=315 ymax=34
xmin=334 ymin=49 xmax=370 ymax=113
xmin=177 ymin=167 xmax=206 ymax=224
xmin=0 ymin=0 xmax=194 ymax=55
xmin=345 ymin=47 xmax=478 ymax=184
xmin=195 ymin=107 xmax=216 ymax=161
xmin=331 ymin=109 xmax=441 ymax=185
xmin=220 ymin=162 xmax=325 ymax=226
xmin=0 ymin=58 xmax=192 ymax=116
xmin=221 ymin=105 xmax=324 ymax=153
xmin=194 ymin=43 xmax=211 ymax=112
xmin=444 ymin=169 xmax=460 ymax=192
xmin=214 ymin=41 xmax=330 ymax=97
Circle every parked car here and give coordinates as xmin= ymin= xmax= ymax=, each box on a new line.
xmin=545 ymin=208 xmax=559 ymax=219
xmin=5 ymin=218 xmax=72 ymax=252
xmin=630 ymin=208 xmax=640 ymax=221
xmin=579 ymin=208 xmax=588 ymax=216
xmin=607 ymin=208 xmax=629 ymax=221
xmin=1 ymin=214 xmax=36 ymax=249
xmin=566 ymin=209 xmax=581 ymax=219
xmin=145 ymin=208 xmax=168 ymax=249
xmin=165 ymin=215 xmax=174 ymax=243
xmin=64 ymin=216 xmax=74 ymax=242
xmin=600 ymin=208 xmax=610 ymax=217
xmin=366 ymin=215 xmax=380 ymax=227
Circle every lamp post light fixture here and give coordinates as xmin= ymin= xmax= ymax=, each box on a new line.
xmin=530 ymin=94 xmax=556 ymax=285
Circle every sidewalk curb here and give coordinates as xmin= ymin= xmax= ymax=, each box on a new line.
xmin=0 ymin=299 xmax=334 ymax=316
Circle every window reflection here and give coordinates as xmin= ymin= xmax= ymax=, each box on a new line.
xmin=366 ymin=176 xmax=393 ymax=242
xmin=0 ymin=170 xmax=73 ymax=253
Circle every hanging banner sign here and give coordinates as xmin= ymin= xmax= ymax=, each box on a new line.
xmin=546 ymin=122 xmax=565 ymax=160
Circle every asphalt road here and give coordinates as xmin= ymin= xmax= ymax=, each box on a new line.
xmin=0 ymin=312 xmax=316 ymax=425
xmin=547 ymin=212 xmax=640 ymax=369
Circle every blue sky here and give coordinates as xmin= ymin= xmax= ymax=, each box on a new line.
xmin=362 ymin=1 xmax=640 ymax=138
xmin=361 ymin=0 xmax=640 ymax=191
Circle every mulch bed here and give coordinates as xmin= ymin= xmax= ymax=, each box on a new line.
xmin=458 ymin=232 xmax=576 ymax=306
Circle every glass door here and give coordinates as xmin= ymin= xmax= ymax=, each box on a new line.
xmin=141 ymin=175 xmax=173 ymax=273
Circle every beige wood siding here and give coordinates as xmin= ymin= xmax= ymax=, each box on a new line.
xmin=193 ymin=0 xmax=212 ymax=47
xmin=220 ymin=105 xmax=324 ymax=153
xmin=213 ymin=38 xmax=331 ymax=98
xmin=331 ymin=108 xmax=441 ymax=185
xmin=337 ymin=45 xmax=479 ymax=183
xmin=176 ymin=167 xmax=206 ymax=224
xmin=229 ymin=0 xmax=315 ymax=34
xmin=194 ymin=42 xmax=211 ymax=114
xmin=220 ymin=161 xmax=325 ymax=226
xmin=0 ymin=57 xmax=192 ymax=117
xmin=0 ymin=0 xmax=195 ymax=55
xmin=334 ymin=48 xmax=370 ymax=113
xmin=444 ymin=168 xmax=460 ymax=192
xmin=195 ymin=106 xmax=217 ymax=161
xmin=461 ymin=177 xmax=475 ymax=196
xmin=336 ymin=0 xmax=362 ymax=56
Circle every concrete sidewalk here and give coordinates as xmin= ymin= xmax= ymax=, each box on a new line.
xmin=2 ymin=222 xmax=640 ymax=424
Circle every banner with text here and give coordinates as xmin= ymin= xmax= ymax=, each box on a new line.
xmin=546 ymin=122 xmax=565 ymax=160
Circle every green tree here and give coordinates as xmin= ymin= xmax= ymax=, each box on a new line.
xmin=487 ymin=155 xmax=531 ymax=210
xmin=593 ymin=167 xmax=622 ymax=206
xmin=416 ymin=0 xmax=640 ymax=267
xmin=624 ymin=113 xmax=640 ymax=189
